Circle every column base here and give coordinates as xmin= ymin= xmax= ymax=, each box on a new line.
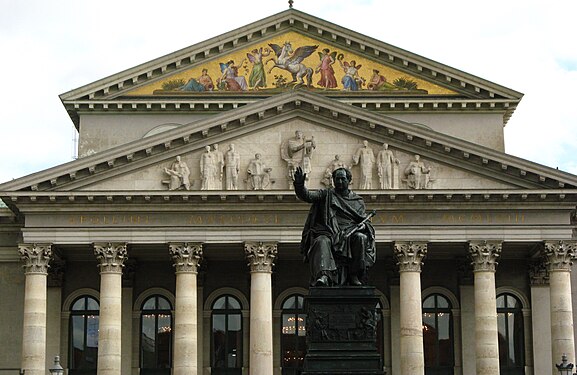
xmin=303 ymin=287 xmax=385 ymax=375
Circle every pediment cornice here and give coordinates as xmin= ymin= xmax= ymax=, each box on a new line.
xmin=1 ymin=91 xmax=575 ymax=194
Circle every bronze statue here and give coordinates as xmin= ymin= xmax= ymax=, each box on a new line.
xmin=293 ymin=166 xmax=376 ymax=287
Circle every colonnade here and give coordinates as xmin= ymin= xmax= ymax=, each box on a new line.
xmin=17 ymin=240 xmax=577 ymax=375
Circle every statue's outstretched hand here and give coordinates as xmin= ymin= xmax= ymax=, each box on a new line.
xmin=294 ymin=166 xmax=306 ymax=185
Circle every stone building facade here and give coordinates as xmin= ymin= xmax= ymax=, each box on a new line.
xmin=1 ymin=8 xmax=577 ymax=375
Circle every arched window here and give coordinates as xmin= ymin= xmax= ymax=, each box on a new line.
xmin=140 ymin=295 xmax=172 ymax=375
xmin=422 ymin=294 xmax=454 ymax=375
xmin=69 ymin=296 xmax=99 ymax=375
xmin=211 ymin=295 xmax=243 ymax=375
xmin=281 ymin=294 xmax=306 ymax=375
xmin=497 ymin=293 xmax=524 ymax=374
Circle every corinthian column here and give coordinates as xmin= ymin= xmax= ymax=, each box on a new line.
xmin=94 ymin=242 xmax=127 ymax=375
xmin=169 ymin=242 xmax=203 ymax=375
xmin=394 ymin=241 xmax=427 ymax=375
xmin=244 ymin=242 xmax=277 ymax=375
xmin=545 ymin=240 xmax=577 ymax=371
xmin=18 ymin=243 xmax=52 ymax=375
xmin=469 ymin=240 xmax=501 ymax=375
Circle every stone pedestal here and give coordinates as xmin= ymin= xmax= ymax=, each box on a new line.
xmin=303 ymin=287 xmax=385 ymax=375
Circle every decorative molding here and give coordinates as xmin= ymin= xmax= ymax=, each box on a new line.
xmin=468 ymin=240 xmax=502 ymax=272
xmin=544 ymin=240 xmax=577 ymax=272
xmin=528 ymin=258 xmax=549 ymax=285
xmin=18 ymin=243 xmax=52 ymax=275
xmin=168 ymin=242 xmax=203 ymax=274
xmin=93 ymin=242 xmax=127 ymax=274
xmin=244 ymin=241 xmax=277 ymax=273
xmin=393 ymin=241 xmax=427 ymax=272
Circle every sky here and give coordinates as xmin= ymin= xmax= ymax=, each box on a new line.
xmin=0 ymin=0 xmax=576 ymax=184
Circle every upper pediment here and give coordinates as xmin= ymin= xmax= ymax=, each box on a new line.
xmin=59 ymin=9 xmax=523 ymax=128
xmin=2 ymin=91 xmax=574 ymax=201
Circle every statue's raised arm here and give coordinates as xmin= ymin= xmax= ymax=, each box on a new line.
xmin=294 ymin=167 xmax=376 ymax=287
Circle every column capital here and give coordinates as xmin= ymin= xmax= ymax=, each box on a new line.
xmin=93 ymin=242 xmax=127 ymax=274
xmin=544 ymin=240 xmax=577 ymax=271
xmin=393 ymin=241 xmax=427 ymax=272
xmin=469 ymin=240 xmax=501 ymax=272
xmin=169 ymin=242 xmax=203 ymax=274
xmin=244 ymin=242 xmax=277 ymax=273
xmin=529 ymin=259 xmax=549 ymax=285
xmin=18 ymin=243 xmax=52 ymax=275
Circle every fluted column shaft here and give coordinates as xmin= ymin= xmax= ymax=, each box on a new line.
xmin=394 ymin=241 xmax=427 ymax=375
xmin=169 ymin=242 xmax=203 ymax=375
xmin=545 ymin=240 xmax=577 ymax=371
xmin=94 ymin=242 xmax=127 ymax=375
xmin=244 ymin=242 xmax=277 ymax=375
xmin=19 ymin=243 xmax=52 ymax=375
xmin=469 ymin=240 xmax=501 ymax=375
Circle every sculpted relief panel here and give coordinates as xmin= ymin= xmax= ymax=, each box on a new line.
xmin=83 ymin=120 xmax=513 ymax=191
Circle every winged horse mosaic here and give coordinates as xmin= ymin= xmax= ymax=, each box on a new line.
xmin=266 ymin=42 xmax=318 ymax=86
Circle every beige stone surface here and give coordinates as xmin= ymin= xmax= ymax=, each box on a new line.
xmin=550 ymin=271 xmax=576 ymax=372
xmin=82 ymin=118 xmax=514 ymax=192
xmin=474 ymin=271 xmax=499 ymax=375
xmin=97 ymin=272 xmax=123 ymax=375
xmin=532 ymin=286 xmax=553 ymax=375
xmin=459 ymin=285 xmax=476 ymax=375
xmin=249 ymin=272 xmax=273 ymax=375
xmin=174 ymin=272 xmax=198 ymax=375
xmin=399 ymin=271 xmax=424 ymax=375
xmin=21 ymin=273 xmax=47 ymax=375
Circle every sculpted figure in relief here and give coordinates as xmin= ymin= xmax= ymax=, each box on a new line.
xmin=224 ymin=144 xmax=241 ymax=190
xmin=377 ymin=143 xmax=399 ymax=189
xmin=281 ymin=130 xmax=316 ymax=187
xmin=247 ymin=153 xmax=272 ymax=190
xmin=322 ymin=154 xmax=348 ymax=187
xmin=200 ymin=146 xmax=218 ymax=190
xmin=213 ymin=144 xmax=224 ymax=189
xmin=352 ymin=140 xmax=375 ymax=189
xmin=404 ymin=154 xmax=431 ymax=189
xmin=164 ymin=156 xmax=191 ymax=190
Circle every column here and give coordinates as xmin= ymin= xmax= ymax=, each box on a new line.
xmin=244 ymin=241 xmax=277 ymax=375
xmin=94 ymin=242 xmax=127 ymax=375
xmin=394 ymin=241 xmax=427 ymax=375
xmin=545 ymin=240 xmax=577 ymax=371
xmin=19 ymin=243 xmax=52 ymax=375
xmin=469 ymin=240 xmax=501 ymax=375
xmin=169 ymin=242 xmax=203 ymax=375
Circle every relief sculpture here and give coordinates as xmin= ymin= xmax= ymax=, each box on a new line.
xmin=200 ymin=146 xmax=219 ymax=190
xmin=163 ymin=156 xmax=191 ymax=190
xmin=377 ymin=143 xmax=399 ymax=189
xmin=404 ymin=154 xmax=432 ymax=189
xmin=224 ymin=144 xmax=241 ymax=190
xmin=352 ymin=140 xmax=375 ymax=189
xmin=247 ymin=153 xmax=273 ymax=190
xmin=281 ymin=130 xmax=316 ymax=188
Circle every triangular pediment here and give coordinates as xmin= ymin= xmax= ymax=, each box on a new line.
xmin=59 ymin=9 xmax=523 ymax=129
xmin=2 ymin=91 xmax=575 ymax=199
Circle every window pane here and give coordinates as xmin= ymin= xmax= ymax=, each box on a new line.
xmin=212 ymin=314 xmax=226 ymax=368
xmin=141 ymin=315 xmax=156 ymax=368
xmin=72 ymin=298 xmax=85 ymax=311
xmin=496 ymin=295 xmax=505 ymax=308
xmin=143 ymin=298 xmax=156 ymax=310
xmin=227 ymin=297 xmax=241 ymax=310
xmin=297 ymin=314 xmax=307 ymax=337
xmin=423 ymin=296 xmax=435 ymax=309
xmin=497 ymin=312 xmax=507 ymax=364
xmin=213 ymin=297 xmax=227 ymax=310
xmin=283 ymin=296 xmax=297 ymax=309
xmin=282 ymin=314 xmax=296 ymax=335
xmin=437 ymin=295 xmax=449 ymax=308
xmin=157 ymin=296 xmax=171 ymax=310
xmin=71 ymin=315 xmax=85 ymax=367
xmin=228 ymin=314 xmax=242 ymax=368
xmin=157 ymin=314 xmax=172 ymax=368
xmin=437 ymin=313 xmax=451 ymax=366
xmin=86 ymin=315 xmax=99 ymax=348
xmin=86 ymin=297 xmax=99 ymax=311
xmin=296 ymin=296 xmax=304 ymax=309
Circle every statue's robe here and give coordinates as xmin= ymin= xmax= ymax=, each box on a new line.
xmin=295 ymin=184 xmax=375 ymax=285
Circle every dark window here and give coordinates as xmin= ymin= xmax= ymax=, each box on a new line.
xmin=497 ymin=293 xmax=524 ymax=375
xmin=422 ymin=294 xmax=454 ymax=375
xmin=69 ymin=296 xmax=99 ymax=375
xmin=281 ymin=294 xmax=306 ymax=375
xmin=140 ymin=295 xmax=172 ymax=375
xmin=211 ymin=295 xmax=243 ymax=375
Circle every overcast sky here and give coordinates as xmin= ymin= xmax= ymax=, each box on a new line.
xmin=1 ymin=0 xmax=576 ymax=184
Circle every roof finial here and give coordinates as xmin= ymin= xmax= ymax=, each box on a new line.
xmin=288 ymin=0 xmax=294 ymax=8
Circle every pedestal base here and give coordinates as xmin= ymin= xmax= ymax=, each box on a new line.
xmin=303 ymin=287 xmax=386 ymax=375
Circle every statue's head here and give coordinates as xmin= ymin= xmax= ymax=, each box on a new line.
xmin=332 ymin=168 xmax=352 ymax=192
xmin=295 ymin=130 xmax=303 ymax=139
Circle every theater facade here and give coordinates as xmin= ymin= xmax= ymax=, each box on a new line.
xmin=1 ymin=7 xmax=576 ymax=375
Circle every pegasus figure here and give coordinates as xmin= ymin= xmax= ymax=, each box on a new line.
xmin=266 ymin=42 xmax=318 ymax=86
